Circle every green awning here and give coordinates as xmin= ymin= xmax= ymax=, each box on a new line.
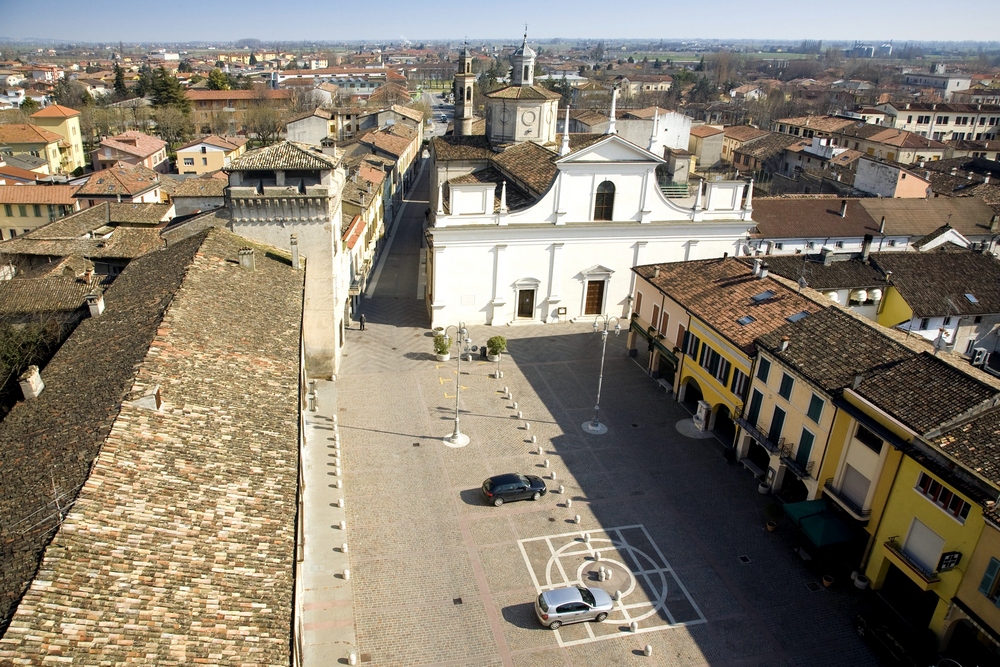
xmin=799 ymin=511 xmax=856 ymax=548
xmin=783 ymin=499 xmax=827 ymax=524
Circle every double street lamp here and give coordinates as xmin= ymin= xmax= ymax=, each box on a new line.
xmin=442 ymin=323 xmax=475 ymax=447
xmin=581 ymin=315 xmax=621 ymax=435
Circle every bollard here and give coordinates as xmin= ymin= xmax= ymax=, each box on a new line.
xmin=504 ymin=386 xmax=509 ymax=394
xmin=343 ymin=569 xmax=351 ymax=581
xmin=574 ymin=514 xmax=581 ymax=524
xmin=517 ymin=410 xmax=522 ymax=419
xmin=333 ymin=441 xmax=340 ymax=450
xmin=333 ymin=456 xmax=340 ymax=466
xmin=339 ymin=520 xmax=346 ymax=530
xmin=341 ymin=542 xmax=348 ymax=553
xmin=513 ymin=402 xmax=518 ymax=410
xmin=544 ymin=459 xmax=550 ymax=468
xmin=566 ymin=498 xmax=573 ymax=508
xmin=348 ymin=652 xmax=357 ymax=666
xmin=531 ymin=435 xmax=537 ymax=444
xmin=558 ymin=484 xmax=564 ymax=494
xmin=599 ymin=566 xmax=606 ymax=578
xmin=644 ymin=644 xmax=652 ymax=657
xmin=332 ymin=415 xmax=338 ymax=425
xmin=550 ymin=471 xmax=557 ymax=481
xmin=334 ymin=466 xmax=341 ymax=476
xmin=537 ymin=446 xmax=543 ymax=455
xmin=525 ymin=422 xmax=531 ymax=430
xmin=614 ymin=590 xmax=622 ymax=601
xmin=334 ymin=479 xmax=342 ymax=488
xmin=606 ymin=569 xmax=613 ymax=580
xmin=630 ymin=621 xmax=638 ymax=633
xmin=595 ymin=551 xmax=601 ymax=561
xmin=584 ymin=532 xmax=591 ymax=543
xmin=338 ymin=498 xmax=345 ymax=508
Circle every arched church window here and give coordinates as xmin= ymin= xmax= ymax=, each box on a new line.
xmin=594 ymin=181 xmax=615 ymax=221
xmin=523 ymin=65 xmax=529 ymax=81
xmin=466 ymin=62 xmax=471 ymax=73
xmin=466 ymin=86 xmax=472 ymax=101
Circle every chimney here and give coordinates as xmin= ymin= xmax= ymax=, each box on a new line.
xmin=852 ymin=372 xmax=863 ymax=389
xmin=779 ymin=336 xmax=790 ymax=352
xmin=985 ymin=175 xmax=991 ymax=184
xmin=752 ymin=258 xmax=762 ymax=276
xmin=85 ymin=292 xmax=105 ymax=317
xmin=839 ymin=200 xmax=848 ymax=218
xmin=759 ymin=262 xmax=769 ymax=280
xmin=83 ymin=268 xmax=94 ymax=285
xmin=918 ymin=160 xmax=925 ymax=168
xmin=19 ymin=365 xmax=44 ymax=400
xmin=822 ymin=247 xmax=834 ymax=266
xmin=653 ymin=267 xmax=660 ymax=279
xmin=879 ymin=216 xmax=886 ymax=234
xmin=950 ymin=167 xmax=957 ymax=176
xmin=861 ymin=233 xmax=873 ymax=261
xmin=238 ymin=247 xmax=255 ymax=270
xmin=290 ymin=234 xmax=300 ymax=270
xmin=990 ymin=215 xmax=999 ymax=233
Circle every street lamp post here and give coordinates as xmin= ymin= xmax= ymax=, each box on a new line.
xmin=582 ymin=315 xmax=621 ymax=435
xmin=442 ymin=322 xmax=474 ymax=447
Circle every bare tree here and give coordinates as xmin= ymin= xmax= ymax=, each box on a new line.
xmin=153 ymin=105 xmax=193 ymax=148
xmin=209 ymin=110 xmax=235 ymax=136
xmin=244 ymin=95 xmax=285 ymax=146
xmin=288 ymin=87 xmax=323 ymax=114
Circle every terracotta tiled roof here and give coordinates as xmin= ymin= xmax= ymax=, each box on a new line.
xmin=447 ymin=167 xmax=532 ymax=212
xmin=389 ymin=104 xmax=424 ymax=123
xmin=430 ymin=135 xmax=493 ymax=161
xmin=690 ymin=125 xmax=724 ymax=138
xmin=176 ymin=134 xmax=248 ymax=152
xmin=358 ymin=128 xmax=413 ymax=158
xmin=185 ymin=89 xmax=291 ymax=101
xmin=492 ymin=141 xmax=559 ymax=195
xmin=168 ymin=176 xmax=228 ymax=198
xmin=737 ymin=133 xmax=800 ymax=161
xmin=227 ymin=140 xmax=341 ymax=171
xmin=97 ymin=131 xmax=167 ymax=159
xmin=756 ymin=306 xmax=913 ymax=393
xmin=724 ymin=125 xmax=769 ymax=142
xmin=776 ymin=116 xmax=856 ymax=133
xmin=485 ymin=84 xmax=561 ymax=100
xmin=0 ymin=164 xmax=42 ymax=183
xmin=0 ymin=229 xmax=303 ymax=663
xmin=28 ymin=104 xmax=80 ymax=118
xmin=867 ymin=128 xmax=947 ymax=150
xmin=870 ymin=250 xmax=1000 ymax=317
xmin=75 ymin=162 xmax=160 ymax=198
xmin=0 ymin=233 xmax=205 ymax=638
xmin=751 ymin=198 xmax=880 ymax=239
xmin=0 ymin=184 xmax=78 ymax=205
xmin=754 ymin=254 xmax=885 ymax=291
xmin=634 ymin=257 xmax=825 ymax=355
xmin=343 ymin=213 xmax=366 ymax=249
xmin=934 ymin=408 xmax=1000 ymax=488
xmin=858 ymin=197 xmax=997 ymax=238
xmin=857 ymin=352 xmax=998 ymax=435
xmin=0 ymin=123 xmax=62 ymax=145
xmin=0 ymin=276 xmax=101 ymax=315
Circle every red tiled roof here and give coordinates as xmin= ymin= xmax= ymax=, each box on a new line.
xmin=690 ymin=125 xmax=724 ymax=138
xmin=185 ymin=90 xmax=291 ymax=101
xmin=0 ymin=184 xmax=79 ymax=205
xmin=0 ymin=123 xmax=63 ymax=145
xmin=29 ymin=104 xmax=80 ymax=118
xmin=97 ymin=131 xmax=167 ymax=159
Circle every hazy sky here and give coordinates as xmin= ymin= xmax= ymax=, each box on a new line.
xmin=1 ymin=0 xmax=996 ymax=43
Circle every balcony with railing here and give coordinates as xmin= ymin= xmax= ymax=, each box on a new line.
xmin=823 ymin=478 xmax=872 ymax=521
xmin=780 ymin=443 xmax=814 ymax=479
xmin=735 ymin=417 xmax=782 ymax=454
xmin=884 ymin=536 xmax=940 ymax=585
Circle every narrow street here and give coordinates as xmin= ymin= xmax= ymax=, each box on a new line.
xmin=333 ymin=166 xmax=882 ymax=666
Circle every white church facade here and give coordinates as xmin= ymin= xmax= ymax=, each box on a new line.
xmin=426 ymin=37 xmax=756 ymax=328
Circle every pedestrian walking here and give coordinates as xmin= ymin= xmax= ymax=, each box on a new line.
xmin=359 ymin=313 xmax=366 ymax=331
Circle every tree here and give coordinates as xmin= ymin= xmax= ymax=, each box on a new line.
xmin=52 ymin=80 xmax=93 ymax=109
xmin=151 ymin=67 xmax=191 ymax=112
xmin=153 ymin=105 xmax=192 ymax=147
xmin=113 ymin=63 xmax=128 ymax=98
xmin=244 ymin=93 xmax=284 ymax=146
xmin=249 ymin=53 xmax=258 ymax=66
xmin=19 ymin=97 xmax=39 ymax=115
xmin=207 ymin=68 xmax=231 ymax=91
xmin=177 ymin=61 xmax=193 ymax=73
xmin=133 ymin=64 xmax=156 ymax=98
xmin=209 ymin=110 xmax=234 ymax=136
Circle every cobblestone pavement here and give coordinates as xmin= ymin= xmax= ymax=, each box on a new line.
xmin=335 ymin=167 xmax=883 ymax=666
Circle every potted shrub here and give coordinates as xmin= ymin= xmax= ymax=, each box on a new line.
xmin=764 ymin=502 xmax=782 ymax=532
xmin=433 ymin=333 xmax=451 ymax=361
xmin=486 ymin=335 xmax=507 ymax=362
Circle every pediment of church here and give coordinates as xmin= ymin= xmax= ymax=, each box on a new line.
xmin=555 ymin=135 xmax=664 ymax=164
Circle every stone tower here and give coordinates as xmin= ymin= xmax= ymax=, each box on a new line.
xmin=454 ymin=47 xmax=476 ymax=136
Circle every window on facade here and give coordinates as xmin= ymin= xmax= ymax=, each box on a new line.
xmin=731 ymin=369 xmax=749 ymax=397
xmin=920 ymin=317 xmax=930 ymax=330
xmin=18 ymin=205 xmax=26 ymax=217
xmin=915 ymin=472 xmax=971 ymax=522
xmin=594 ymin=181 xmax=615 ymax=220
xmin=3 ymin=204 xmax=10 ymax=217
xmin=183 ymin=158 xmax=194 ymax=166
xmin=835 ymin=241 xmax=844 ymax=248
xmin=658 ymin=311 xmax=669 ymax=336
xmin=202 ymin=158 xmax=208 ymax=166
xmin=682 ymin=331 xmax=700 ymax=358
xmin=778 ymin=373 xmax=794 ymax=400
xmin=807 ymin=394 xmax=824 ymax=423
xmin=978 ymin=558 xmax=1000 ymax=603
xmin=943 ymin=316 xmax=952 ymax=326
xmin=32 ymin=205 xmax=41 ymax=217
xmin=756 ymin=357 xmax=771 ymax=383
xmin=854 ymin=424 xmax=883 ymax=453
xmin=633 ymin=291 xmax=642 ymax=317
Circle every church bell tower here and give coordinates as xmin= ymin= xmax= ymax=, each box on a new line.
xmin=454 ymin=47 xmax=475 ymax=136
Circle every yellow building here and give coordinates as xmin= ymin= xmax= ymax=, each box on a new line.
xmin=175 ymin=135 xmax=249 ymax=175
xmin=0 ymin=124 xmax=67 ymax=175
xmin=0 ymin=185 xmax=83 ymax=240
xmin=629 ymin=257 xmax=822 ymax=446
xmin=185 ymin=90 xmax=292 ymax=137
xmin=945 ymin=516 xmax=1000 ymax=663
xmin=29 ymin=105 xmax=86 ymax=173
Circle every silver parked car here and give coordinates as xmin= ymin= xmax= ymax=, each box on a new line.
xmin=534 ymin=586 xmax=614 ymax=629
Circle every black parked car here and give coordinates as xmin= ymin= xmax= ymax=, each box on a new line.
xmin=481 ymin=473 xmax=547 ymax=506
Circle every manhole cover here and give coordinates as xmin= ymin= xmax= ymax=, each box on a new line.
xmin=806 ymin=581 xmax=822 ymax=592
xmin=738 ymin=555 xmax=751 ymax=564
xmin=631 ymin=423 xmax=639 ymax=428
xmin=548 ymin=517 xmax=556 ymax=522
xmin=413 ymin=442 xmax=420 ymax=447
xmin=453 ymin=597 xmax=463 ymax=605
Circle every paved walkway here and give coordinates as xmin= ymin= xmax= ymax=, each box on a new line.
xmin=329 ymin=167 xmax=884 ymax=666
